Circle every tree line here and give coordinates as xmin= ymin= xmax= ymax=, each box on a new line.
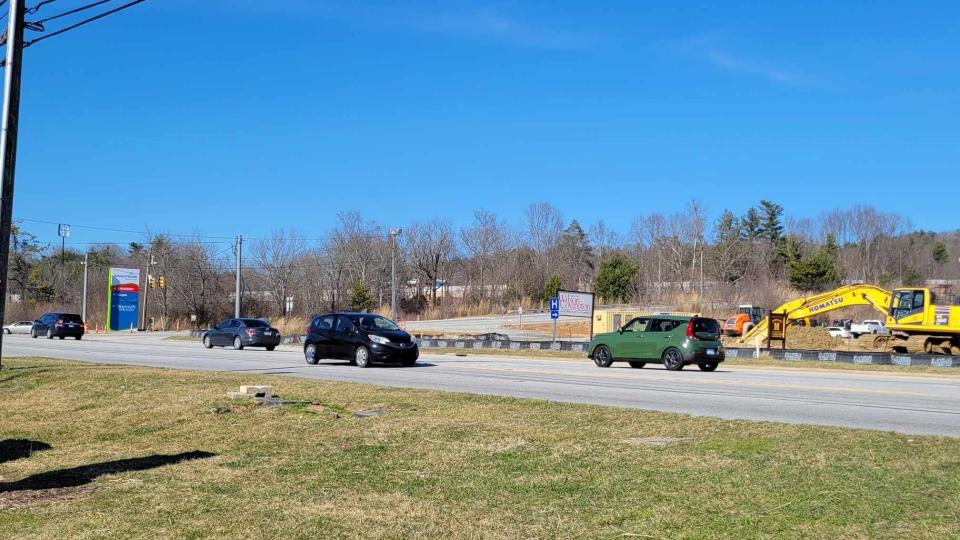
xmin=7 ymin=201 xmax=958 ymax=327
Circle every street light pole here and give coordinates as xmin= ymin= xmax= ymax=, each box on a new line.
xmin=0 ymin=0 xmax=26 ymax=370
xmin=234 ymin=234 xmax=242 ymax=318
xmin=389 ymin=228 xmax=402 ymax=321
xmin=81 ymin=251 xmax=88 ymax=322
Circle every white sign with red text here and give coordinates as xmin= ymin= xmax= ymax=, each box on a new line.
xmin=558 ymin=290 xmax=594 ymax=318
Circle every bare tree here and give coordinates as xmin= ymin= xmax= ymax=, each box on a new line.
xmin=406 ymin=220 xmax=455 ymax=306
xmin=251 ymin=229 xmax=307 ymax=316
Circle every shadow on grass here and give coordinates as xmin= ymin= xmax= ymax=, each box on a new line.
xmin=0 ymin=439 xmax=53 ymax=464
xmin=0 ymin=450 xmax=216 ymax=493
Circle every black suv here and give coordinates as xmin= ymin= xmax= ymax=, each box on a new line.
xmin=303 ymin=312 xmax=418 ymax=368
xmin=32 ymin=312 xmax=85 ymax=340
xmin=202 ymin=318 xmax=281 ymax=351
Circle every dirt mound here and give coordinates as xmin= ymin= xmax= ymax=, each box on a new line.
xmin=724 ymin=325 xmax=854 ymax=351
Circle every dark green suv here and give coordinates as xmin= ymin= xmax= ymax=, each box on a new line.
xmin=588 ymin=315 xmax=724 ymax=371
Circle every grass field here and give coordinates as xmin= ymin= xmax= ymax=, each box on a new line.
xmin=4 ymin=357 xmax=958 ymax=538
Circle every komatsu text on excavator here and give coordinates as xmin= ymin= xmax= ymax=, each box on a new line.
xmin=739 ymin=284 xmax=960 ymax=354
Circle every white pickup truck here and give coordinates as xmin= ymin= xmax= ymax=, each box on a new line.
xmin=849 ymin=320 xmax=890 ymax=337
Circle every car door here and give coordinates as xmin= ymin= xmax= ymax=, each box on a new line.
xmin=214 ymin=319 xmax=233 ymax=346
xmin=643 ymin=319 xmax=675 ymax=359
xmin=35 ymin=314 xmax=52 ymax=335
xmin=311 ymin=315 xmax=336 ymax=358
xmin=332 ymin=316 xmax=358 ymax=359
xmin=617 ymin=317 xmax=650 ymax=359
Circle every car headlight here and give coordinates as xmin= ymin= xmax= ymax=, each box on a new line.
xmin=369 ymin=334 xmax=390 ymax=345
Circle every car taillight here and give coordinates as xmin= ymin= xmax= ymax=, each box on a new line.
xmin=245 ymin=329 xmax=256 ymax=336
xmin=305 ymin=326 xmax=311 ymax=335
xmin=55 ymin=320 xmax=63 ymax=327
xmin=686 ymin=320 xmax=698 ymax=340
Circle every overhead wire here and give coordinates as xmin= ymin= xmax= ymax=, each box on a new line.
xmin=25 ymin=0 xmax=146 ymax=48
xmin=31 ymin=0 xmax=110 ymax=24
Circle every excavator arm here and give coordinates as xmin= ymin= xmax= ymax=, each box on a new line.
xmin=739 ymin=285 xmax=892 ymax=344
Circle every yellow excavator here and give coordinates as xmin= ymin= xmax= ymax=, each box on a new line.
xmin=739 ymin=284 xmax=960 ymax=354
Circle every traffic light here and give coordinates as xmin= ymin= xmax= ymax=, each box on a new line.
xmin=149 ymin=276 xmax=156 ymax=289
xmin=159 ymin=276 xmax=166 ymax=289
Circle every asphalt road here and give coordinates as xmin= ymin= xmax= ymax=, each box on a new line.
xmin=4 ymin=333 xmax=960 ymax=437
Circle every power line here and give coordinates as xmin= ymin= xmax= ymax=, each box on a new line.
xmin=24 ymin=0 xmax=145 ymax=48
xmin=32 ymin=0 xmax=110 ymax=24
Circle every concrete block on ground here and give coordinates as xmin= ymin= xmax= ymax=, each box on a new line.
xmin=239 ymin=385 xmax=272 ymax=398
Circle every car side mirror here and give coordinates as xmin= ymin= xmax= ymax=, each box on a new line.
xmin=617 ymin=327 xmax=624 ymax=334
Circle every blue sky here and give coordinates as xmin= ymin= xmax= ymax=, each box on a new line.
xmin=12 ymin=0 xmax=960 ymax=247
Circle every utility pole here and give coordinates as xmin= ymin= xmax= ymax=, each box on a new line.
xmin=234 ymin=235 xmax=242 ymax=318
xmin=0 ymin=0 xmax=26 ymax=370
xmin=140 ymin=248 xmax=154 ymax=331
xmin=81 ymin=252 xmax=88 ymax=322
xmin=389 ymin=228 xmax=402 ymax=320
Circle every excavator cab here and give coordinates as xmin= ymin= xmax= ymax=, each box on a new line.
xmin=889 ymin=289 xmax=926 ymax=322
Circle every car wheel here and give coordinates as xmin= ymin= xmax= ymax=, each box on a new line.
xmin=233 ymin=336 xmax=244 ymax=350
xmin=3 ymin=328 xmax=9 ymax=334
xmin=304 ymin=344 xmax=319 ymax=364
xmin=75 ymin=336 xmax=82 ymax=341
xmin=592 ymin=345 xmax=613 ymax=368
xmin=46 ymin=329 xmax=54 ymax=339
xmin=266 ymin=345 xmax=276 ymax=351
xmin=628 ymin=361 xmax=646 ymax=369
xmin=354 ymin=346 xmax=371 ymax=368
xmin=31 ymin=329 xmax=37 ymax=338
xmin=203 ymin=336 xmax=213 ymax=349
xmin=59 ymin=336 xmax=65 ymax=340
xmin=662 ymin=348 xmax=685 ymax=371
xmin=698 ymin=362 xmax=718 ymax=372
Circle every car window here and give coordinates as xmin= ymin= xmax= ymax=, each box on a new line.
xmin=335 ymin=317 xmax=354 ymax=333
xmin=314 ymin=315 xmax=334 ymax=331
xmin=61 ymin=314 xmax=83 ymax=323
xmin=241 ymin=319 xmax=269 ymax=328
xmin=691 ymin=318 xmax=720 ymax=340
xmin=621 ymin=318 xmax=648 ymax=333
xmin=351 ymin=315 xmax=400 ymax=331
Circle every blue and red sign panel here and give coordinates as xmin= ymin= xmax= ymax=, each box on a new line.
xmin=107 ymin=267 xmax=141 ymax=331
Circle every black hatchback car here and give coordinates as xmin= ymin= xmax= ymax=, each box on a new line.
xmin=303 ymin=312 xmax=418 ymax=367
xmin=202 ymin=318 xmax=281 ymax=351
xmin=32 ymin=312 xmax=85 ymax=340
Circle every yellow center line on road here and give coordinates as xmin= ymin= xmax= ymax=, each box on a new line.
xmin=441 ymin=364 xmax=935 ymax=398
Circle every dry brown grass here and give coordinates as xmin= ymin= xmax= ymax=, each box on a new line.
xmin=3 ymin=357 xmax=960 ymax=538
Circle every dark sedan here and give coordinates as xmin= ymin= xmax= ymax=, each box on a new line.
xmin=202 ymin=318 xmax=281 ymax=351
xmin=32 ymin=312 xmax=85 ymax=340
xmin=303 ymin=312 xmax=418 ymax=367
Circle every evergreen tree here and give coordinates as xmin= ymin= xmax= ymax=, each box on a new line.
xmin=788 ymin=244 xmax=840 ymax=291
xmin=594 ymin=254 xmax=637 ymax=302
xmin=349 ymin=281 xmax=375 ymax=312
xmin=759 ymin=200 xmax=784 ymax=243
xmin=740 ymin=207 xmax=762 ymax=240
xmin=933 ymin=243 xmax=948 ymax=265
xmin=543 ymin=274 xmax=563 ymax=301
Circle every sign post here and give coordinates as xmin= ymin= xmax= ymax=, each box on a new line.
xmin=549 ymin=297 xmax=559 ymax=342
